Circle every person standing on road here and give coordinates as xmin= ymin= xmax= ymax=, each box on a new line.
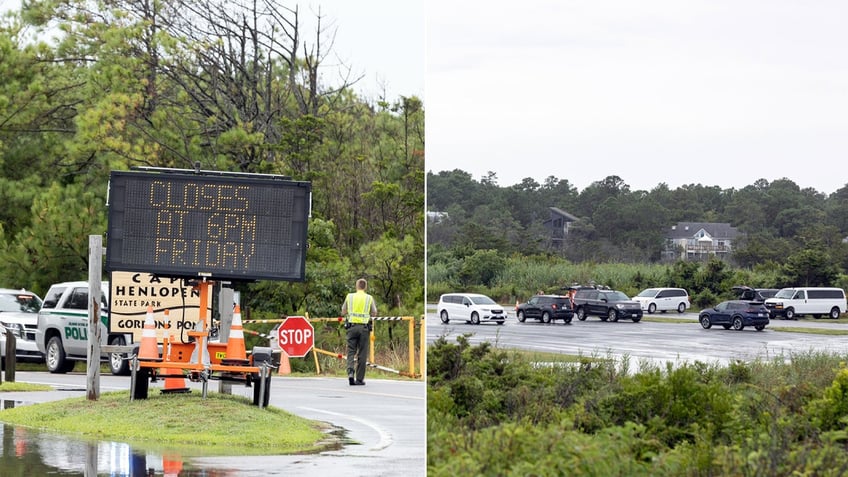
xmin=342 ymin=278 xmax=378 ymax=386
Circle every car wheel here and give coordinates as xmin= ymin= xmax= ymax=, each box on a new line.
xmin=108 ymin=335 xmax=131 ymax=376
xmin=541 ymin=312 xmax=552 ymax=324
xmin=608 ymin=309 xmax=619 ymax=322
xmin=46 ymin=336 xmax=71 ymax=374
xmin=471 ymin=312 xmax=480 ymax=325
xmin=564 ymin=316 xmax=572 ymax=324
xmin=699 ymin=315 xmax=712 ymax=329
xmin=496 ymin=320 xmax=504 ymax=325
xmin=812 ymin=314 xmax=821 ymax=319
xmin=517 ymin=311 xmax=526 ymax=323
xmin=677 ymin=303 xmax=686 ymax=314
xmin=648 ymin=303 xmax=657 ymax=314
xmin=576 ymin=308 xmax=587 ymax=321
xmin=440 ymin=310 xmax=449 ymax=324
xmin=732 ymin=316 xmax=744 ymax=331
xmin=784 ymin=308 xmax=795 ymax=320
xmin=632 ymin=314 xmax=642 ymax=323
xmin=830 ymin=307 xmax=841 ymax=319
xmin=755 ymin=324 xmax=766 ymax=331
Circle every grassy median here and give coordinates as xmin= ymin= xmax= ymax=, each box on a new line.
xmin=0 ymin=390 xmax=334 ymax=456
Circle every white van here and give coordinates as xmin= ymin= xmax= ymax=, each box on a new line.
xmin=632 ymin=288 xmax=690 ymax=314
xmin=764 ymin=287 xmax=847 ymax=320
xmin=437 ymin=293 xmax=506 ymax=325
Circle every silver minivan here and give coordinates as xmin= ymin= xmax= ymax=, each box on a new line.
xmin=437 ymin=293 xmax=506 ymax=325
xmin=632 ymin=287 xmax=690 ymax=314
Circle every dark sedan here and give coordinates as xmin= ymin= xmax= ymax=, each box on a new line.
xmin=699 ymin=300 xmax=770 ymax=331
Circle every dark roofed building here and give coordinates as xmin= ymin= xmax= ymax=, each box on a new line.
xmin=545 ymin=207 xmax=579 ymax=248
xmin=664 ymin=222 xmax=741 ymax=261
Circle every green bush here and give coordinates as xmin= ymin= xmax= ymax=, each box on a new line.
xmin=428 ymin=337 xmax=848 ymax=476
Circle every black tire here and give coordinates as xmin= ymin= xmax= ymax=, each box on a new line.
xmin=440 ymin=310 xmax=449 ymax=324
xmin=132 ymin=367 xmax=150 ymax=400
xmin=732 ymin=316 xmax=744 ymax=331
xmin=608 ymin=309 xmax=620 ymax=322
xmin=576 ymin=307 xmax=587 ymax=321
xmin=755 ymin=324 xmax=766 ymax=331
xmin=830 ymin=307 xmax=841 ymax=319
xmin=564 ymin=316 xmax=572 ymax=324
xmin=632 ymin=314 xmax=642 ymax=323
xmin=471 ymin=312 xmax=480 ymax=325
xmin=813 ymin=314 xmax=822 ymax=319
xmin=722 ymin=324 xmax=732 ymax=330
xmin=699 ymin=315 xmax=712 ymax=329
xmin=677 ymin=303 xmax=686 ymax=314
xmin=253 ymin=372 xmax=271 ymax=407
xmin=648 ymin=303 xmax=657 ymax=314
xmin=784 ymin=308 xmax=795 ymax=320
xmin=108 ymin=335 xmax=131 ymax=376
xmin=541 ymin=312 xmax=551 ymax=324
xmin=45 ymin=336 xmax=70 ymax=374
xmin=517 ymin=311 xmax=526 ymax=323
xmin=496 ymin=321 xmax=504 ymax=325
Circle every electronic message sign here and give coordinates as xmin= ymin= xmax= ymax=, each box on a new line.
xmin=106 ymin=170 xmax=310 ymax=281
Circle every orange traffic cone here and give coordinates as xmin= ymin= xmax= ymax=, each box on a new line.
xmin=138 ymin=306 xmax=160 ymax=361
xmin=162 ymin=454 xmax=183 ymax=477
xmin=278 ymin=349 xmax=291 ymax=375
xmin=223 ymin=304 xmax=248 ymax=364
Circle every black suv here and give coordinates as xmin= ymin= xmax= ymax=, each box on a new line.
xmin=516 ymin=295 xmax=574 ymax=324
xmin=573 ymin=289 xmax=643 ymax=322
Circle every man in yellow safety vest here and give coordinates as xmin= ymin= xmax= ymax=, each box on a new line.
xmin=341 ymin=278 xmax=378 ymax=385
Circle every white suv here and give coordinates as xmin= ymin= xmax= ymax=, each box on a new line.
xmin=35 ymin=281 xmax=133 ymax=375
xmin=0 ymin=288 xmax=44 ymax=364
xmin=437 ymin=293 xmax=506 ymax=325
xmin=632 ymin=287 xmax=690 ymax=314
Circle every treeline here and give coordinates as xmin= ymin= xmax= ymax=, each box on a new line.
xmin=428 ymin=170 xmax=848 ymax=265
xmin=0 ymin=2 xmax=424 ymax=319
xmin=427 ymin=170 xmax=848 ymax=296
xmin=428 ymin=336 xmax=848 ymax=476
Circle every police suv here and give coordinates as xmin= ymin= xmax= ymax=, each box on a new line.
xmin=35 ymin=281 xmax=133 ymax=375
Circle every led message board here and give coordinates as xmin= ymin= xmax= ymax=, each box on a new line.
xmin=106 ymin=170 xmax=310 ymax=281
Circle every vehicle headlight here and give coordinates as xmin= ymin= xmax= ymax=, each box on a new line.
xmin=0 ymin=322 xmax=23 ymax=338
xmin=615 ymin=304 xmax=625 ymax=309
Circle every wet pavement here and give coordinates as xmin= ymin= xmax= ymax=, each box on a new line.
xmin=0 ymin=372 xmax=426 ymax=476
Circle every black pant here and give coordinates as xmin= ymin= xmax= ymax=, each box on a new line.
xmin=346 ymin=324 xmax=369 ymax=381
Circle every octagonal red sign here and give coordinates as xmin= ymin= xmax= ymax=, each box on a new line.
xmin=277 ymin=316 xmax=314 ymax=357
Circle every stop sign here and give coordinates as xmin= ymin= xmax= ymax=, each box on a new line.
xmin=277 ymin=316 xmax=314 ymax=357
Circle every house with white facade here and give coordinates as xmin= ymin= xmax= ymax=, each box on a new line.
xmin=663 ymin=222 xmax=741 ymax=261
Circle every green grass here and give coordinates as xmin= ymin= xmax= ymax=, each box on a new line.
xmin=772 ymin=327 xmax=848 ymax=336
xmin=0 ymin=391 xmax=332 ymax=456
xmin=0 ymin=381 xmax=52 ymax=392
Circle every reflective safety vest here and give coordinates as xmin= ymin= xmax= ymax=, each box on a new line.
xmin=345 ymin=291 xmax=374 ymax=324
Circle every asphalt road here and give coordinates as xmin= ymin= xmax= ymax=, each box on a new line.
xmin=427 ymin=309 xmax=848 ymax=369
xmin=5 ymin=371 xmax=425 ymax=477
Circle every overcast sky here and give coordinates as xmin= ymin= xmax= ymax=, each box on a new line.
xmin=426 ymin=1 xmax=848 ymax=195
xmin=302 ymin=1 xmax=424 ymax=101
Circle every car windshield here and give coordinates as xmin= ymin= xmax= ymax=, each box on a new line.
xmin=606 ymin=291 xmax=631 ymax=301
xmin=774 ymin=289 xmax=796 ymax=299
xmin=636 ymin=289 xmax=659 ymax=297
xmin=0 ymin=292 xmax=42 ymax=313
xmin=471 ymin=296 xmax=496 ymax=305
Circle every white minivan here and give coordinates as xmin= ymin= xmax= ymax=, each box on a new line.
xmin=437 ymin=293 xmax=506 ymax=325
xmin=764 ymin=287 xmax=847 ymax=320
xmin=632 ymin=288 xmax=690 ymax=314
